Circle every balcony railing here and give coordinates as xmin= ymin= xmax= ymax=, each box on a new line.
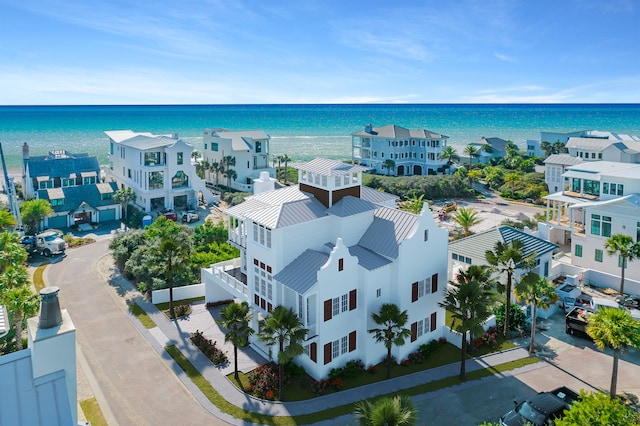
xmin=204 ymin=258 xmax=248 ymax=298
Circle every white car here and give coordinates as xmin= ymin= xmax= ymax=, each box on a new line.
xmin=181 ymin=211 xmax=199 ymax=223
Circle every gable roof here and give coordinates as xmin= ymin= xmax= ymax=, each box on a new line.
xmin=292 ymin=158 xmax=369 ymax=175
xmin=326 ymin=196 xmax=377 ymax=217
xmin=479 ymin=137 xmax=509 ymax=152
xmin=358 ymin=207 xmax=419 ymax=259
xmin=38 ymin=182 xmax=119 ymax=213
xmin=243 ymin=198 xmax=327 ymax=229
xmin=209 ymin=130 xmax=270 ymax=151
xmin=104 ymin=130 xmax=179 ymax=150
xmin=26 ymin=155 xmax=99 ymax=180
xmin=449 ymin=226 xmax=558 ymax=261
xmin=0 ymin=350 xmax=73 ymax=425
xmin=352 ymin=124 xmax=447 ymax=139
xmin=360 ymin=185 xmax=399 ymax=205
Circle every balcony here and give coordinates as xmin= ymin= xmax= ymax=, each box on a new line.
xmin=229 ymin=224 xmax=246 ymax=248
xmin=203 ymin=258 xmax=248 ymax=300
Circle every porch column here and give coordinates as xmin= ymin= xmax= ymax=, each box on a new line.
xmin=546 ymin=199 xmax=550 ymax=223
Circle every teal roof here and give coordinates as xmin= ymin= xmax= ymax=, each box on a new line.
xmin=38 ymin=182 xmax=119 ymax=213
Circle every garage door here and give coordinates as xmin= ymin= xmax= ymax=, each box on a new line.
xmin=47 ymin=215 xmax=67 ymax=229
xmin=100 ymin=208 xmax=116 ymax=222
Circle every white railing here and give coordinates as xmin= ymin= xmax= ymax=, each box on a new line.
xmin=210 ymin=258 xmax=248 ymax=297
xmin=229 ymin=226 xmax=246 ymax=248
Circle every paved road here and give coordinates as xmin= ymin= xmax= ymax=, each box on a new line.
xmin=46 ymin=239 xmax=224 ymax=425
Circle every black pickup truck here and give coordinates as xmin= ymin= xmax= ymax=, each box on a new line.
xmin=565 ymin=306 xmax=596 ymax=338
xmin=500 ymin=386 xmax=580 ymax=425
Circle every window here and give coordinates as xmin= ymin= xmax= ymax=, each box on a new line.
xmin=324 ymin=290 xmax=356 ymax=321
xmin=144 ymin=152 xmax=160 ymax=166
xmin=338 ymin=258 xmax=344 ymax=271
xmin=424 ymin=230 xmax=428 ymax=241
xmin=591 ymin=214 xmax=611 ymax=237
xmin=452 ymin=253 xmax=458 ymax=260
xmin=637 ymin=222 xmax=640 ymax=242
xmin=595 ymin=249 xmax=603 ymax=262
xmin=619 ymin=256 xmax=628 ymax=268
xmin=211 ymin=143 xmax=218 ymax=151
xmin=376 ymin=288 xmax=381 ymax=298
xmin=410 ymin=314 xmax=435 ymax=342
xmin=617 ymin=184 xmax=624 ymax=196
xmin=575 ymin=244 xmax=583 ymax=257
xmin=603 ymin=183 xmax=609 ymax=194
xmin=171 ymin=171 xmax=189 ymax=188
xmin=62 ymin=178 xmax=74 ymax=187
xmin=253 ymin=222 xmax=272 ymax=248
xmin=255 ymin=141 xmax=262 ymax=153
xmin=149 ymin=171 xmax=164 ymax=189
xmin=50 ymin=198 xmax=64 ymax=206
xmin=591 ymin=214 xmax=601 ymax=235
xmin=177 ymin=152 xmax=183 ymax=165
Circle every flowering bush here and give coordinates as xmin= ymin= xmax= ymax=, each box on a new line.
xmin=438 ymin=337 xmax=447 ymax=345
xmin=367 ymin=365 xmax=377 ymax=374
xmin=174 ymin=304 xmax=190 ymax=318
xmin=400 ymin=359 xmax=410 ymax=367
xmin=190 ymin=330 xmax=228 ymax=366
xmin=482 ymin=327 xmax=499 ymax=348
xmin=310 ymin=379 xmax=329 ymax=396
xmin=328 ymin=359 xmax=366 ymax=380
xmin=330 ymin=378 xmax=343 ymax=390
xmin=248 ymin=363 xmax=282 ymax=400
xmin=407 ymin=350 xmax=425 ymax=364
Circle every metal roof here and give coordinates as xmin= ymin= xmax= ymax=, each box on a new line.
xmin=358 ymin=207 xmax=418 ymax=259
xmin=348 ymin=245 xmax=392 ymax=270
xmin=543 ymin=154 xmax=583 ymax=166
xmin=274 ymin=249 xmax=329 ymax=294
xmin=448 ymin=226 xmax=558 ymax=261
xmin=569 ymin=194 xmax=640 ymax=209
xmin=0 ymin=349 xmax=73 ymax=425
xmin=292 ymin=158 xmax=369 ymax=176
xmin=38 ymin=182 xmax=120 ymax=213
xmin=208 ymin=130 xmax=270 ymax=152
xmin=326 ymin=196 xmax=377 ymax=217
xmin=104 ymin=130 xmax=181 ymax=150
xmin=243 ymin=198 xmax=328 ymax=229
xmin=360 ymin=186 xmax=399 ymax=205
xmin=27 ymin=155 xmax=100 ymax=182
xmin=352 ymin=124 xmax=447 ymax=140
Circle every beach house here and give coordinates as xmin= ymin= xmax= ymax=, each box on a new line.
xmin=351 ymin=124 xmax=449 ymax=176
xmin=105 ymin=130 xmax=214 ymax=213
xmin=202 ymin=158 xmax=448 ymax=380
xmin=21 ymin=143 xmax=121 ymax=228
xmin=468 ymin=137 xmax=509 ymax=165
xmin=540 ymin=161 xmax=640 ymax=287
xmin=201 ymin=128 xmax=275 ymax=192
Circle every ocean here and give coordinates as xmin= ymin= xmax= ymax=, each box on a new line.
xmin=2 ymin=104 xmax=640 ymax=171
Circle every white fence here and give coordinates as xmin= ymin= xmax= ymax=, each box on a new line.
xmin=152 ymin=283 xmax=205 ymax=304
xmin=441 ymin=316 xmax=497 ymax=349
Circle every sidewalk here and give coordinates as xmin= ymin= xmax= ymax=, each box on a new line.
xmin=112 ymin=267 xmax=539 ymax=423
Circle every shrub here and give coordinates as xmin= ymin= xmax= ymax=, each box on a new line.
xmin=493 ymin=304 xmax=526 ymax=332
xmin=310 ymin=379 xmax=329 ymax=396
xmin=330 ymin=378 xmax=343 ymax=390
xmin=173 ymin=304 xmax=190 ymax=318
xmin=419 ymin=339 xmax=440 ymax=358
xmin=284 ymin=361 xmax=306 ymax=378
xmin=205 ymin=299 xmax=234 ymax=308
xmin=438 ymin=337 xmax=447 ymax=345
xmin=247 ymin=363 xmax=288 ymax=400
xmin=367 ymin=365 xmax=377 ymax=374
xmin=190 ymin=330 xmax=228 ymax=366
xmin=407 ymin=350 xmax=425 ymax=364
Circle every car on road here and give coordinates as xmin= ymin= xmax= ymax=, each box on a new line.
xmin=159 ymin=209 xmax=178 ymax=222
xmin=500 ymin=386 xmax=579 ymax=426
xmin=181 ymin=211 xmax=199 ymax=223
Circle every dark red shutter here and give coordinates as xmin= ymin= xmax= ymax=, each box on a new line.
xmin=310 ymin=342 xmax=317 ymax=363
xmin=324 ymin=299 xmax=332 ymax=321
xmin=431 ymin=273 xmax=438 ymax=293
xmin=411 ymin=322 xmax=417 ymax=342
xmin=267 ymin=303 xmax=272 ymax=312
xmin=348 ymin=331 xmax=356 ymax=352
xmin=411 ymin=282 xmax=418 ymax=302
xmin=324 ymin=342 xmax=332 ymax=365
xmin=430 ymin=312 xmax=437 ymax=332
xmin=338 ymin=258 xmax=344 ymax=271
xmin=254 ymin=258 xmax=259 ymax=266
xmin=349 ymin=289 xmax=356 ymax=310
xmin=254 ymin=294 xmax=259 ymax=305
xmin=260 ymin=298 xmax=266 ymax=309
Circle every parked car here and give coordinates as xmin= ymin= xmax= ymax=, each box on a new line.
xmin=500 ymin=386 xmax=579 ymax=426
xmin=159 ymin=209 xmax=178 ymax=222
xmin=566 ymin=306 xmax=595 ymax=338
xmin=615 ymin=295 xmax=640 ymax=310
xmin=181 ymin=211 xmax=199 ymax=223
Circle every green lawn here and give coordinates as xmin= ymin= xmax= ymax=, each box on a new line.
xmin=79 ymin=397 xmax=108 ymax=426
xmin=129 ymin=303 xmax=156 ymax=329
xmin=167 ymin=344 xmax=541 ymax=425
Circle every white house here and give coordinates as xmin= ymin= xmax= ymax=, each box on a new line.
xmin=468 ymin=137 xmax=509 ymax=165
xmin=201 ymin=128 xmax=275 ymax=192
xmin=540 ymin=161 xmax=640 ymax=286
xmin=202 ymin=158 xmax=448 ymax=380
xmin=0 ymin=288 xmax=78 ymax=426
xmin=105 ymin=130 xmax=214 ymax=212
xmin=351 ymin=124 xmax=449 ymax=176
xmin=543 ymin=154 xmax=584 ymax=194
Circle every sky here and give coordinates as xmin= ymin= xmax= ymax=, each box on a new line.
xmin=1 ymin=0 xmax=640 ymax=105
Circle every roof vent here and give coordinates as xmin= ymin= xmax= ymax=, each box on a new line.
xmin=38 ymin=287 xmax=62 ymax=329
xmin=365 ymin=124 xmax=373 ymax=133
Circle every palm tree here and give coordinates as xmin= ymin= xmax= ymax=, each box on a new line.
xmin=149 ymin=217 xmax=192 ymax=319
xmin=2 ymin=278 xmax=39 ymax=350
xmin=20 ymin=199 xmax=54 ymax=234
xmin=540 ymin=141 xmax=554 ymax=157
xmin=224 ymin=169 xmax=237 ymax=187
xmin=381 ymin=159 xmax=396 ymax=176
xmin=587 ymin=307 xmax=640 ymax=399
xmin=113 ymin=187 xmax=137 ymax=220
xmin=604 ymin=234 xmax=640 ymax=296
xmin=485 ymin=238 xmax=536 ymax=337
xmin=209 ymin=161 xmax=220 ymax=186
xmin=439 ymin=268 xmax=493 ymax=380
xmin=368 ymin=303 xmax=411 ymax=379
xmin=515 ymin=273 xmax=559 ymax=354
xmin=217 ymin=301 xmax=254 ymax=382
xmin=504 ymin=172 xmax=520 ymax=197
xmin=0 ymin=231 xmax=28 ymax=274
xmin=401 ymin=194 xmax=425 ymax=214
xmin=467 ymin=169 xmax=482 ymax=191
xmin=353 ymin=394 xmax=418 ymax=426
xmin=464 ymin=145 xmax=479 ymax=166
xmin=452 ymin=207 xmax=482 ymax=237
xmin=258 ymin=305 xmax=308 ymax=401
xmin=281 ymin=154 xmax=291 ymax=185
xmin=0 ymin=209 xmax=17 ymax=231
xmin=440 ymin=146 xmax=460 ymax=174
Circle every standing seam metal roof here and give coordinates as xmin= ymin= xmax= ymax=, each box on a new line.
xmin=358 ymin=207 xmax=419 ymax=259
xmin=326 ymin=196 xmax=377 ymax=217
xmin=273 ymin=249 xmax=329 ymax=293
xmin=448 ymin=226 xmax=558 ymax=260
xmin=292 ymin=158 xmax=370 ymax=175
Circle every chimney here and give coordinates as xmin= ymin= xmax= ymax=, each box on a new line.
xmin=365 ymin=124 xmax=373 ymax=133
xmin=38 ymin=286 xmax=62 ymax=329
xmin=253 ymin=171 xmax=276 ymax=195
xmin=172 ymin=132 xmax=179 ymax=139
xmin=22 ymin=142 xmax=30 ymax=160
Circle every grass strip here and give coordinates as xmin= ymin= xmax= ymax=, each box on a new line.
xmin=154 ymin=296 xmax=205 ymax=312
xmin=129 ymin=303 xmax=156 ymax=329
xmin=33 ymin=264 xmax=47 ymax=292
xmin=79 ymin=397 xmax=108 ymax=426
xmin=165 ymin=345 xmax=541 ymax=425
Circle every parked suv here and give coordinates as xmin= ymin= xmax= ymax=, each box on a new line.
xmin=615 ymin=295 xmax=640 ymax=310
xmin=500 ymin=386 xmax=579 ymax=425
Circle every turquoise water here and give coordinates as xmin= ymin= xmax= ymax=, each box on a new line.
xmin=2 ymin=104 xmax=640 ymax=170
